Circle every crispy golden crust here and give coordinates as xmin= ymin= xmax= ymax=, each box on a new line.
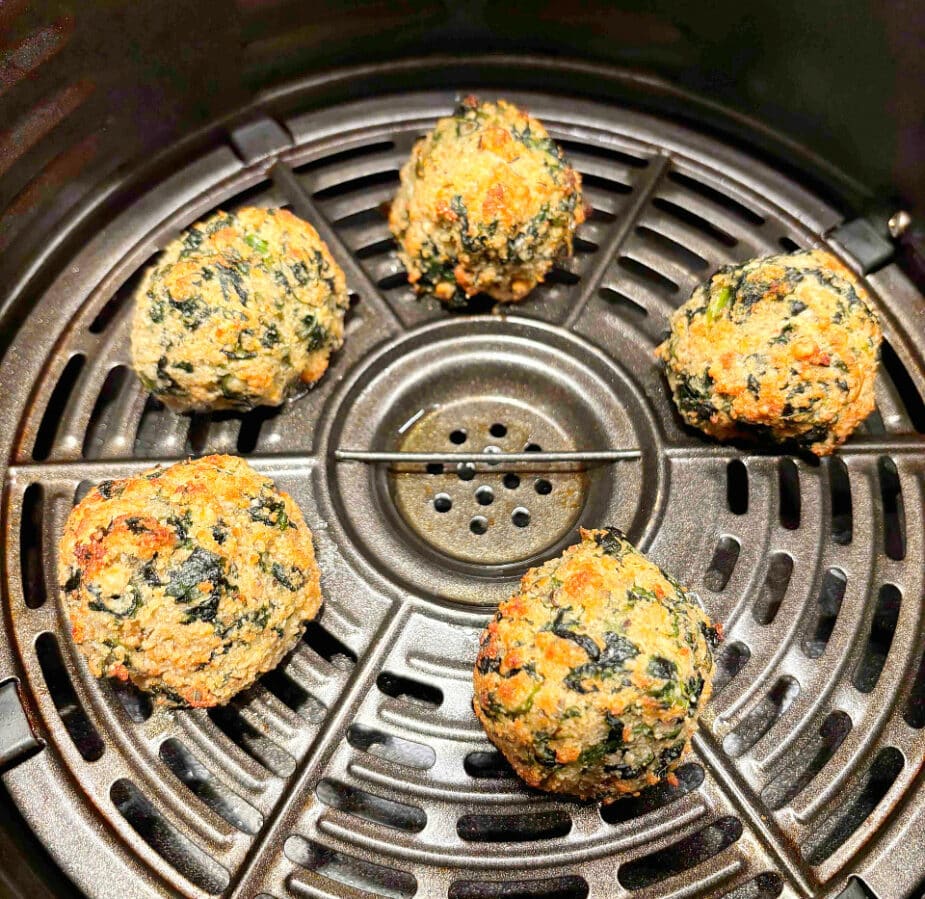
xmin=131 ymin=207 xmax=349 ymax=412
xmin=473 ymin=528 xmax=719 ymax=802
xmin=656 ymin=249 xmax=882 ymax=455
xmin=59 ymin=454 xmax=322 ymax=707
xmin=389 ymin=96 xmax=585 ymax=306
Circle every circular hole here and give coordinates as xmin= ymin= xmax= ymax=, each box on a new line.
xmin=512 ymin=507 xmax=531 ymax=528
xmin=450 ymin=429 xmax=467 ymax=445
xmin=426 ymin=462 xmax=444 ymax=475
xmin=475 ymin=486 xmax=494 ymax=506
xmin=535 ymin=478 xmax=553 ymax=495
xmin=490 ymin=423 xmax=507 ymax=438
xmin=503 ymin=473 xmax=520 ymax=490
xmin=470 ymin=516 xmax=488 ymax=535
xmin=457 ymin=462 xmax=476 ymax=481
xmin=484 ymin=445 xmax=502 ymax=465
xmin=525 ymin=443 xmax=542 ymax=453
xmin=434 ymin=493 xmax=452 ymax=513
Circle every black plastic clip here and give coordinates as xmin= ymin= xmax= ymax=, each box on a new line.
xmin=227 ymin=114 xmax=293 ymax=166
xmin=827 ymin=217 xmax=896 ymax=274
xmin=0 ymin=678 xmax=43 ymax=773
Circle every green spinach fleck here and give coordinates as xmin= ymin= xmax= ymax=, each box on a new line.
xmin=248 ymin=494 xmax=293 ymax=530
xmin=299 ymin=313 xmax=328 ymax=351
xmin=165 ymin=547 xmax=225 ymax=604
xmin=270 ymin=562 xmax=306 ymax=592
xmin=88 ymin=584 xmax=143 ymax=618
xmin=564 ymin=632 xmax=639 ymax=693
xmin=549 ymin=608 xmax=599 ymax=659
xmin=244 ymin=233 xmax=270 ymax=255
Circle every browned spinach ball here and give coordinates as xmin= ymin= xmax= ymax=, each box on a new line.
xmin=390 ymin=96 xmax=584 ymax=306
xmin=131 ymin=207 xmax=348 ymax=412
xmin=473 ymin=528 xmax=719 ymax=802
xmin=657 ymin=249 xmax=881 ymax=455
xmin=60 ymin=454 xmax=322 ymax=707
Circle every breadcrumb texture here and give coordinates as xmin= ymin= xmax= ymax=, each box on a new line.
xmin=131 ymin=207 xmax=349 ymax=412
xmin=389 ymin=96 xmax=585 ymax=306
xmin=656 ymin=249 xmax=882 ymax=455
xmin=59 ymin=454 xmax=322 ymax=707
xmin=473 ymin=528 xmax=719 ymax=802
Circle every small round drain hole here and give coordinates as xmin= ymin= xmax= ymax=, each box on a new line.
xmin=457 ymin=462 xmax=476 ymax=481
xmin=535 ymin=479 xmax=553 ymax=495
xmin=503 ymin=473 xmax=520 ymax=490
xmin=525 ymin=442 xmax=542 ymax=453
xmin=484 ymin=445 xmax=501 ymax=465
xmin=490 ymin=423 xmax=507 ymax=438
xmin=470 ymin=516 xmax=488 ymax=535
xmin=512 ymin=508 xmax=531 ymax=528
xmin=475 ymin=486 xmax=494 ymax=506
xmin=434 ymin=494 xmax=452 ymax=513
xmin=426 ymin=463 xmax=444 ymax=475
xmin=450 ymin=429 xmax=467 ymax=445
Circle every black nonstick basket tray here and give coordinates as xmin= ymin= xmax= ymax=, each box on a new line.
xmin=1 ymin=57 xmax=924 ymax=899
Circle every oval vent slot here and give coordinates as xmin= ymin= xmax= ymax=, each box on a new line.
xmin=285 ymin=834 xmax=416 ymax=899
xmin=346 ymin=724 xmax=435 ymax=770
xmin=159 ymin=738 xmax=263 ymax=834
xmin=36 ymin=632 xmax=103 ymax=762
xmin=316 ymin=778 xmax=426 ymax=833
xmin=618 ymin=816 xmax=743 ymax=890
xmin=111 ymin=778 xmax=229 ymax=894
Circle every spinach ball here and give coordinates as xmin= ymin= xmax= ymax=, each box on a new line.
xmin=60 ymin=454 xmax=322 ymax=707
xmin=131 ymin=207 xmax=349 ymax=412
xmin=656 ymin=249 xmax=881 ymax=455
xmin=389 ymin=96 xmax=585 ymax=307
xmin=473 ymin=528 xmax=719 ymax=802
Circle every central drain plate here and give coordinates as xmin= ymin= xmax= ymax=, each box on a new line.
xmin=325 ymin=315 xmax=662 ymax=605
xmin=391 ymin=399 xmax=587 ymax=564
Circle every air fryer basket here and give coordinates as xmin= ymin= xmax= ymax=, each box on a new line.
xmin=2 ymin=52 xmax=925 ymax=899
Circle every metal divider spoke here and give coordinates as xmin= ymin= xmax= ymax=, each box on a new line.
xmin=693 ymin=731 xmax=816 ymax=897
xmin=227 ymin=602 xmax=412 ymax=897
xmin=269 ymin=161 xmax=405 ymax=334
xmin=336 ymin=449 xmax=640 ymax=464
xmin=563 ymin=154 xmax=671 ymax=330
xmin=7 ymin=454 xmax=321 ymax=483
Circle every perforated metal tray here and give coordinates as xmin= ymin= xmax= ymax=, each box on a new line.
xmin=1 ymin=73 xmax=925 ymax=899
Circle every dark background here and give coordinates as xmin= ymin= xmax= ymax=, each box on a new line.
xmin=1 ymin=0 xmax=923 ymax=268
xmin=2 ymin=0 xmax=924 ymax=339
xmin=0 ymin=2 xmax=923 ymax=895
